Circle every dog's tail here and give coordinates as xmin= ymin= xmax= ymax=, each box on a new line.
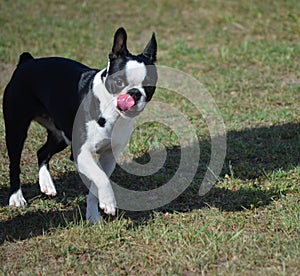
xmin=18 ymin=52 xmax=34 ymax=66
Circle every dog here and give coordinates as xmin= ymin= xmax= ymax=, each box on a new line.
xmin=3 ymin=27 xmax=157 ymax=223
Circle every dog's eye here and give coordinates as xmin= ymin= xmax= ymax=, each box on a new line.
xmin=115 ymin=79 xmax=126 ymax=88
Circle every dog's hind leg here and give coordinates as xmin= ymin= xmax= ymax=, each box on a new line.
xmin=4 ymin=117 xmax=31 ymax=206
xmin=37 ymin=130 xmax=67 ymax=196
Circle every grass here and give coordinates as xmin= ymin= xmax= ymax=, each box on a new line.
xmin=1 ymin=0 xmax=300 ymax=274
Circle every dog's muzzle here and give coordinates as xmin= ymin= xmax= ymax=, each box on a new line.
xmin=127 ymin=88 xmax=142 ymax=102
xmin=116 ymin=89 xmax=146 ymax=118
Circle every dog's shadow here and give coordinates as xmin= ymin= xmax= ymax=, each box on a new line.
xmin=0 ymin=122 xmax=299 ymax=244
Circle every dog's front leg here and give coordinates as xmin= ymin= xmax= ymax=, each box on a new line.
xmin=86 ymin=182 xmax=101 ymax=224
xmin=85 ymin=150 xmax=117 ymax=224
xmin=77 ymin=147 xmax=116 ymax=218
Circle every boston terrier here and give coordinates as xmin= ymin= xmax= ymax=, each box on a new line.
xmin=3 ymin=27 xmax=157 ymax=223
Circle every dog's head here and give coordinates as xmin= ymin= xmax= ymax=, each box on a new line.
xmin=103 ymin=27 xmax=157 ymax=118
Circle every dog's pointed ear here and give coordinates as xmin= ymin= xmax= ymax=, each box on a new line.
xmin=142 ymin=33 xmax=157 ymax=63
xmin=110 ymin=27 xmax=129 ymax=59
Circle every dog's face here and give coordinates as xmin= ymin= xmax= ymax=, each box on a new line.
xmin=103 ymin=27 xmax=157 ymax=118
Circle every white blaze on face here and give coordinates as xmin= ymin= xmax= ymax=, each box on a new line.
xmin=125 ymin=60 xmax=147 ymax=87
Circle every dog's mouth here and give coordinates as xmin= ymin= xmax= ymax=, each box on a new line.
xmin=116 ymin=94 xmax=145 ymax=118
xmin=117 ymin=94 xmax=135 ymax=112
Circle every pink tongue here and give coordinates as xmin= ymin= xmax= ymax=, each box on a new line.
xmin=117 ymin=94 xmax=135 ymax=111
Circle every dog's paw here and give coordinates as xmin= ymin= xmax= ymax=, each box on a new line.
xmin=86 ymin=207 xmax=101 ymax=224
xmin=39 ymin=165 xmax=57 ymax=196
xmin=9 ymin=189 xmax=27 ymax=207
xmin=99 ymin=201 xmax=116 ymax=216
xmin=98 ymin=188 xmax=116 ymax=216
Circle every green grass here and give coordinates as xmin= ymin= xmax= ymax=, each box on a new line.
xmin=1 ymin=0 xmax=300 ymax=274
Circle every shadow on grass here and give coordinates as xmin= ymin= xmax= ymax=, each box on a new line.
xmin=0 ymin=173 xmax=88 ymax=245
xmin=0 ymin=122 xmax=299 ymax=244
xmin=226 ymin=122 xmax=300 ymax=179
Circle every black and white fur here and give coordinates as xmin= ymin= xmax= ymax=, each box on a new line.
xmin=3 ymin=27 xmax=157 ymax=223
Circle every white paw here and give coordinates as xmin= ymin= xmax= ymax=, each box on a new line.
xmin=9 ymin=189 xmax=27 ymax=207
xmin=98 ymin=187 xmax=117 ymax=216
xmin=39 ymin=165 xmax=57 ymax=196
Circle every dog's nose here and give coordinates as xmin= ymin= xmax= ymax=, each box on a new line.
xmin=127 ymin=88 xmax=142 ymax=102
